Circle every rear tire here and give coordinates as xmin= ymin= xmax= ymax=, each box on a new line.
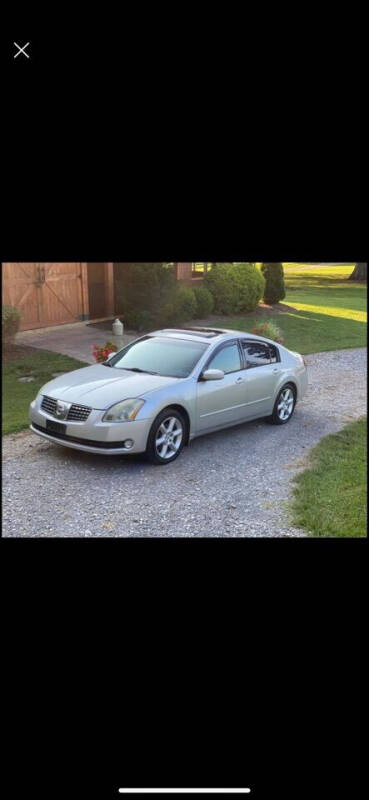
xmin=268 ymin=383 xmax=296 ymax=425
xmin=146 ymin=407 xmax=187 ymax=465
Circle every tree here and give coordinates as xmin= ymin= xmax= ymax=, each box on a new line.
xmin=349 ymin=263 xmax=367 ymax=281
xmin=260 ymin=263 xmax=286 ymax=305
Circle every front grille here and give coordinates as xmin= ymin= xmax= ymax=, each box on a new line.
xmin=41 ymin=396 xmax=91 ymax=422
xmin=33 ymin=423 xmax=125 ymax=449
xmin=41 ymin=395 xmax=57 ymax=415
xmin=67 ymin=404 xmax=91 ymax=421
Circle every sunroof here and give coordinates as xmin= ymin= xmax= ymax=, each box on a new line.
xmin=182 ymin=327 xmax=226 ymax=337
xmin=164 ymin=328 xmax=225 ymax=339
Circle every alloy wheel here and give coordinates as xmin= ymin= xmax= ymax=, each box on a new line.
xmin=277 ymin=387 xmax=295 ymax=421
xmin=155 ymin=416 xmax=183 ymax=460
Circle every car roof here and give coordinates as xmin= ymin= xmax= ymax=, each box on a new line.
xmin=151 ymin=327 xmax=274 ymax=345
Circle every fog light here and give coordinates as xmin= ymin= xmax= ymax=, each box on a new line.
xmin=124 ymin=439 xmax=134 ymax=449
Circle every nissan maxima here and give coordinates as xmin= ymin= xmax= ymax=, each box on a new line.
xmin=29 ymin=327 xmax=308 ymax=465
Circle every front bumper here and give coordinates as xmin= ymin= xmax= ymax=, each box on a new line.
xmin=29 ymin=401 xmax=152 ymax=455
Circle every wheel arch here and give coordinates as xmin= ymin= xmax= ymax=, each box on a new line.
xmin=277 ymin=378 xmax=298 ymax=403
xmin=276 ymin=377 xmax=298 ymax=401
xmin=149 ymin=403 xmax=190 ymax=447
xmin=163 ymin=404 xmax=191 ymax=445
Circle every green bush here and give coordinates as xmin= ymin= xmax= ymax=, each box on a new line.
xmin=193 ymin=286 xmax=214 ymax=317
xmin=135 ymin=310 xmax=158 ymax=332
xmin=251 ymin=320 xmax=284 ymax=343
xmin=121 ymin=308 xmax=141 ymax=330
xmin=173 ymin=286 xmax=197 ymax=323
xmin=2 ymin=305 xmax=21 ymax=347
xmin=123 ymin=309 xmax=158 ymax=331
xmin=204 ymin=263 xmax=265 ymax=314
xmin=204 ymin=263 xmax=235 ymax=315
xmin=115 ymin=263 xmax=176 ymax=319
xmin=260 ymin=263 xmax=286 ymax=305
xmin=158 ymin=302 xmax=176 ymax=327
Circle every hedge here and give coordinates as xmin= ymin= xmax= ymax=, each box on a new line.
xmin=193 ymin=286 xmax=214 ymax=317
xmin=204 ymin=263 xmax=265 ymax=314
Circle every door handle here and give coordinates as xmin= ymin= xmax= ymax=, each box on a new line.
xmin=273 ymin=368 xmax=281 ymax=373
xmin=235 ymin=376 xmax=244 ymax=383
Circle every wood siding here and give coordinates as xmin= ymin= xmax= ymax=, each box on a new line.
xmin=87 ymin=263 xmax=106 ymax=319
xmin=175 ymin=263 xmax=193 ymax=281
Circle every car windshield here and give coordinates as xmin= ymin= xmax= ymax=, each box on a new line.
xmin=108 ymin=336 xmax=209 ymax=378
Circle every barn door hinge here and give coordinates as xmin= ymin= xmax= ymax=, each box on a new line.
xmin=35 ymin=265 xmax=46 ymax=285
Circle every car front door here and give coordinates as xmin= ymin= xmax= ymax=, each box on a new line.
xmin=196 ymin=341 xmax=247 ymax=433
xmin=241 ymin=340 xmax=282 ymax=417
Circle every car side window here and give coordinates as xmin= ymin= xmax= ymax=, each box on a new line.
xmin=269 ymin=344 xmax=279 ymax=363
xmin=243 ymin=342 xmax=271 ymax=368
xmin=208 ymin=343 xmax=241 ymax=374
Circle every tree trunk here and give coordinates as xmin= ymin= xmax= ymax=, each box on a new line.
xmin=349 ymin=263 xmax=367 ymax=280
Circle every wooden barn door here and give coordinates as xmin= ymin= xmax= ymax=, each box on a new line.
xmin=2 ymin=263 xmax=84 ymax=330
xmin=2 ymin=263 xmax=42 ymax=329
xmin=40 ymin=263 xmax=83 ymax=326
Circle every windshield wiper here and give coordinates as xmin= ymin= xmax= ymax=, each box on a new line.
xmin=124 ymin=367 xmax=159 ymax=375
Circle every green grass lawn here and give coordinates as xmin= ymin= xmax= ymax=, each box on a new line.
xmin=2 ymin=348 xmax=88 ymax=435
xmin=211 ymin=264 xmax=367 ymax=354
xmin=290 ymin=418 xmax=367 ymax=537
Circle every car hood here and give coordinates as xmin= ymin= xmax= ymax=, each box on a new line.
xmin=40 ymin=364 xmax=180 ymax=409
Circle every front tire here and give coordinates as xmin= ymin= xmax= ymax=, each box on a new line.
xmin=146 ymin=408 xmax=186 ymax=465
xmin=269 ymin=384 xmax=296 ymax=425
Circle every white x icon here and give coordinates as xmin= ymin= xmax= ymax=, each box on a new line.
xmin=14 ymin=42 xmax=30 ymax=59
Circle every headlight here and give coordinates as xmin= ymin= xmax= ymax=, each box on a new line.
xmin=102 ymin=398 xmax=145 ymax=422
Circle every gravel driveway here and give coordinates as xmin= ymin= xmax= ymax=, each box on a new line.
xmin=2 ymin=348 xmax=366 ymax=537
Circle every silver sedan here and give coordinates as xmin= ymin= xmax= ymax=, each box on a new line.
xmin=29 ymin=327 xmax=308 ymax=465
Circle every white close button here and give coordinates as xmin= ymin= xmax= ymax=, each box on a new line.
xmin=14 ymin=42 xmax=30 ymax=59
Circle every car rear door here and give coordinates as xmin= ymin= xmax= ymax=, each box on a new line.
xmin=241 ymin=340 xmax=282 ymax=418
xmin=196 ymin=340 xmax=248 ymax=432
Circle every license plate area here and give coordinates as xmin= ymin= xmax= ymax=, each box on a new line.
xmin=46 ymin=419 xmax=67 ymax=435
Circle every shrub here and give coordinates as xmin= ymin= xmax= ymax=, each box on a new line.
xmin=2 ymin=305 xmax=21 ymax=347
xmin=204 ymin=263 xmax=236 ymax=315
xmin=193 ymin=286 xmax=214 ymax=317
xmin=92 ymin=342 xmax=118 ymax=363
xmin=173 ymin=286 xmax=197 ymax=323
xmin=134 ymin=310 xmax=158 ymax=332
xmin=122 ymin=308 xmax=141 ymax=330
xmin=251 ymin=320 xmax=284 ymax=343
xmin=115 ymin=263 xmax=176 ymax=318
xmin=158 ymin=302 xmax=176 ymax=327
xmin=204 ymin=263 xmax=265 ymax=314
xmin=260 ymin=263 xmax=286 ymax=305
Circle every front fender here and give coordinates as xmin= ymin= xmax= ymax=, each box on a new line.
xmin=135 ymin=379 xmax=196 ymax=433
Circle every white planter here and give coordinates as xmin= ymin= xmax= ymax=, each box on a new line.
xmin=112 ymin=318 xmax=124 ymax=336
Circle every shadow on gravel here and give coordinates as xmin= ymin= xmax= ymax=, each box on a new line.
xmin=37 ymin=416 xmax=289 ymax=474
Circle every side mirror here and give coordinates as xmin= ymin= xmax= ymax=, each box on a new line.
xmin=201 ymin=368 xmax=225 ymax=381
xmin=105 ymin=352 xmax=115 ymax=362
